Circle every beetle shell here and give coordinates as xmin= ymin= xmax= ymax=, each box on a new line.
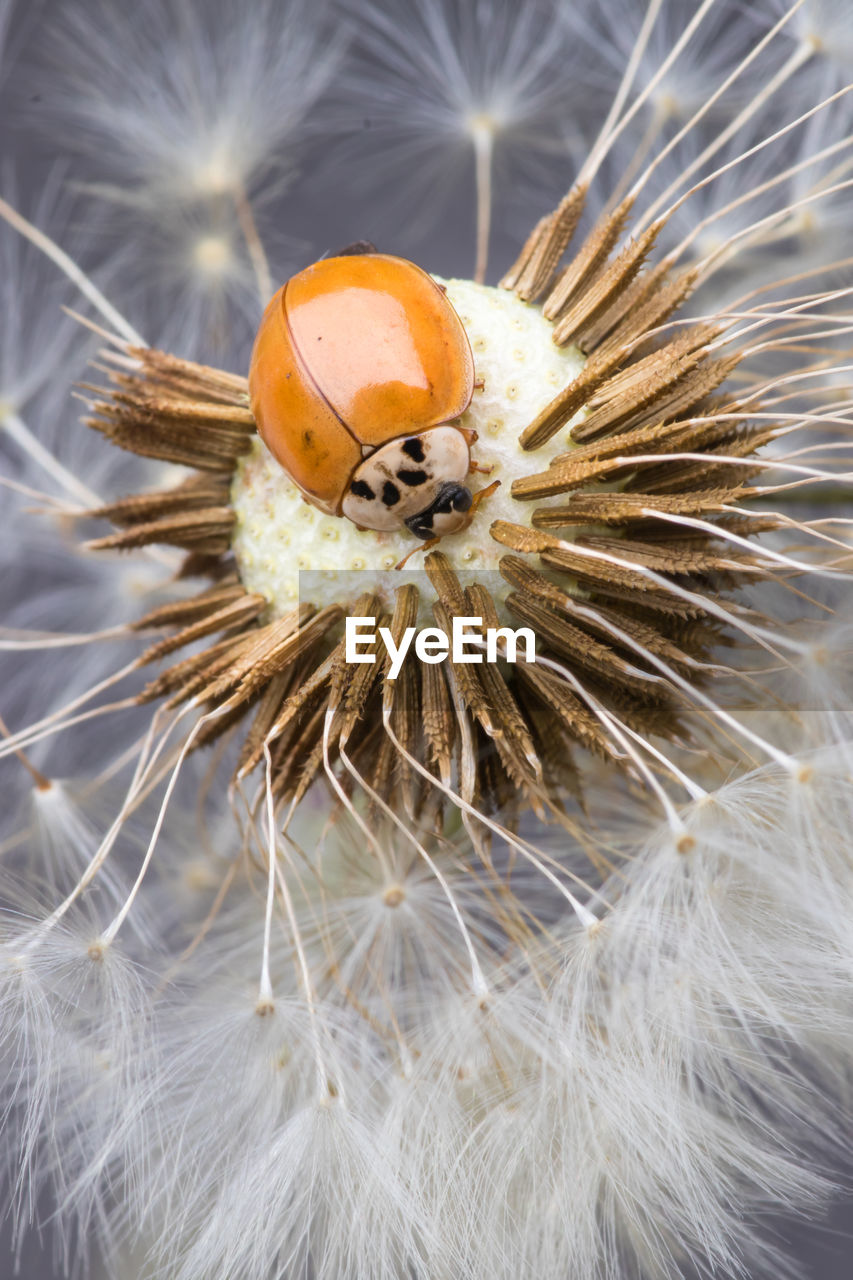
xmin=248 ymin=253 xmax=475 ymax=521
xmin=340 ymin=426 xmax=470 ymax=531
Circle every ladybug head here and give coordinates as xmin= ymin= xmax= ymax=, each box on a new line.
xmin=404 ymin=482 xmax=473 ymax=541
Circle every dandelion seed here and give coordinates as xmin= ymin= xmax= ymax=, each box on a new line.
xmin=334 ymin=0 xmax=588 ymax=281
xmin=29 ymin=0 xmax=346 ymax=356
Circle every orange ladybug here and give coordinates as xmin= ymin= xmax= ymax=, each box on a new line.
xmin=248 ymin=252 xmax=487 ymax=542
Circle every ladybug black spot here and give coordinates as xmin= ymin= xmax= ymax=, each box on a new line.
xmin=401 ymin=437 xmax=426 ymax=462
xmin=382 ymin=481 xmax=401 ymax=507
xmin=397 ymin=468 xmax=428 ymax=487
xmin=350 ymin=479 xmax=375 ymax=501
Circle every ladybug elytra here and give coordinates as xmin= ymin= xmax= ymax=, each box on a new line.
xmin=248 ymin=252 xmax=490 ymax=543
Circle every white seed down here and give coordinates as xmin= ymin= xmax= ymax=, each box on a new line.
xmin=230 ymin=278 xmax=585 ymax=617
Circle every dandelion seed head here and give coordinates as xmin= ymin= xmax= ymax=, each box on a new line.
xmin=332 ymin=0 xmax=587 ymax=269
xmin=790 ymin=0 xmax=853 ymax=70
xmin=27 ymin=0 xmax=344 ymax=359
xmin=192 ymin=231 xmax=236 ymax=277
xmin=0 ymin=905 xmax=155 ymax=1271
xmin=231 ymin=276 xmax=584 ymax=612
xmin=342 ymin=0 xmax=581 ymax=147
xmin=38 ymin=0 xmax=343 ymax=208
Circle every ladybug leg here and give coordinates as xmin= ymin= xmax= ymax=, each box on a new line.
xmin=394 ymin=536 xmax=440 ymax=570
xmin=458 ymin=427 xmax=493 ymax=474
xmin=468 ymin=479 xmax=501 ymax=514
xmin=473 ymin=377 xmax=485 ymax=391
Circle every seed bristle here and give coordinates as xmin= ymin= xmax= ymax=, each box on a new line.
xmin=519 ymin=343 xmax=627 ymax=451
xmin=543 ymin=195 xmax=636 ymax=324
xmin=592 ymin=262 xmax=699 ymax=358
xmin=514 ymin=661 xmax=618 ymax=762
xmin=500 ymin=183 xmax=588 ymax=299
xmin=86 ymin=507 xmax=235 ymax=553
xmin=89 ymin=474 xmax=231 ymax=525
xmin=551 ymin=218 xmax=666 ymax=346
xmin=140 ymin=635 xmax=247 ymax=706
xmin=130 ymin=576 xmax=244 ymax=631
xmin=421 ymin=657 xmax=456 ymax=784
xmin=530 ymin=487 xmax=750 ymax=528
xmin=138 ymin=593 xmax=268 ymax=664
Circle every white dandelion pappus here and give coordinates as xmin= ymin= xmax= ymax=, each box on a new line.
xmin=1 ymin=0 xmax=853 ymax=1277
xmin=333 ymin=0 xmax=590 ymax=282
xmin=0 ymin=181 xmax=196 ymax=792
xmin=0 ymin=178 xmax=100 ymax=501
xmin=780 ymin=0 xmax=853 ymax=81
xmin=40 ymin=0 xmax=344 ymax=211
xmin=30 ymin=0 xmax=347 ymax=359
xmin=0 ymin=880 xmax=157 ymax=1279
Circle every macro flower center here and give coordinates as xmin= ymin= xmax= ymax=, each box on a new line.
xmin=230 ymin=278 xmax=585 ymax=617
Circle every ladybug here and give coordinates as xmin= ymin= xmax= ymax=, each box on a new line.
xmin=248 ymin=252 xmax=494 ymax=543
